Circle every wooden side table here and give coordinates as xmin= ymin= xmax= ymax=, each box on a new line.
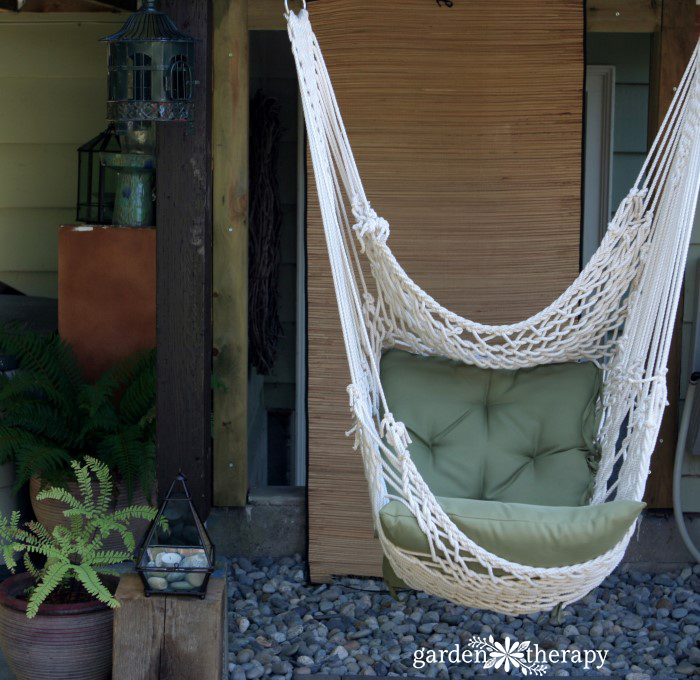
xmin=112 ymin=573 xmax=227 ymax=680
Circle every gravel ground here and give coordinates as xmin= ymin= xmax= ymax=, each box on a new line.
xmin=226 ymin=556 xmax=700 ymax=679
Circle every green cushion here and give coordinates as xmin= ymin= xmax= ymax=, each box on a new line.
xmin=380 ymin=350 xmax=602 ymax=506
xmin=379 ymin=497 xmax=645 ymax=568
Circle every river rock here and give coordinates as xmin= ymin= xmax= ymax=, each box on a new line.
xmin=147 ymin=576 xmax=168 ymax=591
xmin=181 ymin=553 xmax=209 ymax=569
xmin=155 ymin=552 xmax=182 ymax=567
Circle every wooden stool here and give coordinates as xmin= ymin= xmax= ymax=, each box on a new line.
xmin=112 ymin=573 xmax=227 ymax=680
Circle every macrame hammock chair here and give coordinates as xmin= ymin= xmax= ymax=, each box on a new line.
xmin=286 ymin=3 xmax=700 ymax=614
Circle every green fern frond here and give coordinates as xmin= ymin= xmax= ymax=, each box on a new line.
xmin=24 ymin=519 xmax=53 ymax=543
xmin=113 ymin=350 xmax=156 ymax=426
xmin=0 ymin=427 xmax=45 ymax=466
xmin=77 ymin=371 xmax=120 ymax=420
xmin=90 ymin=550 xmax=134 ymax=566
xmin=96 ymin=427 xmax=145 ymax=502
xmin=88 ymin=455 xmax=114 ymax=517
xmin=1 ymin=402 xmax=76 ymax=448
xmin=23 ymin=553 xmax=40 ymax=579
xmin=72 ymin=564 xmax=118 ymax=609
xmin=14 ymin=445 xmax=74 ymax=491
xmin=70 ymin=457 xmax=96 ymax=513
xmin=25 ymin=562 xmax=70 ymax=619
xmin=0 ymin=325 xmax=82 ymax=410
xmin=34 ymin=488 xmax=87 ymax=514
xmin=111 ymin=505 xmax=158 ymax=524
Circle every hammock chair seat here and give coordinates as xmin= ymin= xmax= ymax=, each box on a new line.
xmin=378 ymin=350 xmax=645 ymax=587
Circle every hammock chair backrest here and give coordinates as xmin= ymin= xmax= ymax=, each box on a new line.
xmin=287 ymin=7 xmax=700 ymax=516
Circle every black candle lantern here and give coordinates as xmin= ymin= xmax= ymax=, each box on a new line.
xmin=136 ymin=474 xmax=214 ymax=598
xmin=101 ymin=0 xmax=196 ymax=130
xmin=76 ymin=125 xmax=121 ymax=224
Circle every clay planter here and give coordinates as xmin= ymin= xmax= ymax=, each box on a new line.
xmin=30 ymin=474 xmax=152 ymax=553
xmin=0 ymin=572 xmax=114 ymax=680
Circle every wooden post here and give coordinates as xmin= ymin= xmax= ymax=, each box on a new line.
xmin=645 ymin=0 xmax=696 ymax=508
xmin=156 ymin=0 xmax=213 ymax=517
xmin=212 ymin=0 xmax=249 ymax=507
xmin=112 ymin=574 xmax=227 ymax=680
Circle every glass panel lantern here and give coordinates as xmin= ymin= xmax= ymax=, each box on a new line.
xmin=101 ymin=0 xmax=196 ymax=131
xmin=136 ymin=474 xmax=214 ymax=598
xmin=76 ymin=126 xmax=121 ymax=224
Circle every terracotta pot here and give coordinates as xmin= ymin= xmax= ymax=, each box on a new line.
xmin=30 ymin=474 xmax=153 ymax=554
xmin=0 ymin=572 xmax=114 ymax=680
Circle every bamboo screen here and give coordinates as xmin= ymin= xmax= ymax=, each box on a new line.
xmin=306 ymin=0 xmax=584 ymax=581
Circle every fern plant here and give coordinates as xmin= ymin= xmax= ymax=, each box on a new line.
xmin=0 ymin=323 xmax=156 ymax=499
xmin=0 ymin=457 xmax=158 ymax=618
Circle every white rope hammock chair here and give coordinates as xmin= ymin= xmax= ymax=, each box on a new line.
xmin=286 ymin=3 xmax=700 ymax=614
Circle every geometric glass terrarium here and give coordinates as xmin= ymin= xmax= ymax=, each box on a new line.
xmin=76 ymin=125 xmax=121 ymax=224
xmin=136 ymin=474 xmax=214 ymax=598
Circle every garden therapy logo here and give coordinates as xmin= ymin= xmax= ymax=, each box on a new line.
xmin=412 ymin=635 xmax=609 ymax=674
xmin=468 ymin=636 xmax=547 ymax=675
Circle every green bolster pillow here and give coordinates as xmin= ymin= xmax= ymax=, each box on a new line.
xmin=379 ymin=496 xmax=645 ymax=569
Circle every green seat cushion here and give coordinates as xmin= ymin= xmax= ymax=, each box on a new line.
xmin=379 ymin=497 xmax=645 ymax=568
xmin=380 ymin=350 xmax=602 ymax=506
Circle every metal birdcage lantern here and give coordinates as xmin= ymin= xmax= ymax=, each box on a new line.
xmin=76 ymin=125 xmax=121 ymax=224
xmin=136 ymin=474 xmax=214 ymax=598
xmin=101 ymin=0 xmax=196 ymax=130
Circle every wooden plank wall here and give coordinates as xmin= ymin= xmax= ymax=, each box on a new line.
xmin=305 ymin=0 xmax=584 ymax=581
xmin=0 ymin=14 xmax=123 ymax=297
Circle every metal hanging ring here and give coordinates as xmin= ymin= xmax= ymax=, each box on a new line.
xmin=284 ymin=0 xmax=307 ymax=15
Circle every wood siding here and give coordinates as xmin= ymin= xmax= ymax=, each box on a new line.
xmin=0 ymin=15 xmax=122 ymax=297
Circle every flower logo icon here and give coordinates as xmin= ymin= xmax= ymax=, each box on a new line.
xmin=488 ymin=637 xmax=525 ymax=672
xmin=468 ymin=636 xmax=548 ymax=676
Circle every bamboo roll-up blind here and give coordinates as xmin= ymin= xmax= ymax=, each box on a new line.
xmin=306 ymin=0 xmax=584 ymax=581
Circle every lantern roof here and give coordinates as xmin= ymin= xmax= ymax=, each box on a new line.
xmin=101 ymin=0 xmax=195 ymax=44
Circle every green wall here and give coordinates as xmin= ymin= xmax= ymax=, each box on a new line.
xmin=587 ymin=33 xmax=651 ymax=214
xmin=0 ymin=14 xmax=123 ymax=298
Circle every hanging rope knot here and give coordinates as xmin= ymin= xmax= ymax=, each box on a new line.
xmin=380 ymin=415 xmax=412 ymax=455
xmin=362 ymin=292 xmax=377 ymax=316
xmin=347 ymin=384 xmax=362 ymax=409
xmin=626 ymin=188 xmax=648 ymax=219
xmin=351 ymin=200 xmax=390 ymax=244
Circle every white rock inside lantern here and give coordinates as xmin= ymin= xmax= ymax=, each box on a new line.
xmin=147 ymin=576 xmax=168 ymax=591
xmin=155 ymin=552 xmax=182 ymax=568
xmin=181 ymin=553 xmax=208 ymax=588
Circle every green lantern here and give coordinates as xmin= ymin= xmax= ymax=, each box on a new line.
xmin=101 ymin=0 xmax=196 ymax=128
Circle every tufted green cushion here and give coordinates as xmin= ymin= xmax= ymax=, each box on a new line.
xmin=379 ymin=496 xmax=645 ymax=568
xmin=380 ymin=349 xmax=602 ymax=506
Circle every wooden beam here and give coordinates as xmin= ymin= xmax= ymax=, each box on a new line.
xmin=587 ymin=0 xmax=661 ymax=32
xmin=251 ymin=0 xmax=660 ymax=32
xmin=645 ymin=0 xmax=695 ymax=509
xmin=212 ymin=0 xmax=248 ymax=507
xmin=248 ymin=0 xmax=285 ymax=30
xmin=156 ymin=0 xmax=213 ymax=518
xmin=2 ymin=0 xmax=134 ymax=10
